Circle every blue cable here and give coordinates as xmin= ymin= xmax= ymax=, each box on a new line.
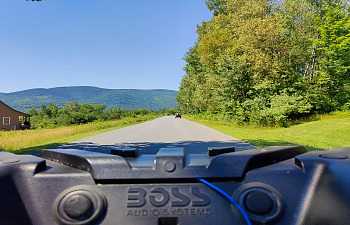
xmin=197 ymin=178 xmax=252 ymax=225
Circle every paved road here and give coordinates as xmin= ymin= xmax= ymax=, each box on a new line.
xmin=58 ymin=116 xmax=256 ymax=154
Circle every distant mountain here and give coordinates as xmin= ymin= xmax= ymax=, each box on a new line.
xmin=0 ymin=86 xmax=178 ymax=112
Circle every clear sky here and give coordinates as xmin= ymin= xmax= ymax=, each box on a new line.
xmin=0 ymin=0 xmax=212 ymax=93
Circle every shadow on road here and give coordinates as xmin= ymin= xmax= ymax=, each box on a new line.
xmin=55 ymin=140 xmax=256 ymax=155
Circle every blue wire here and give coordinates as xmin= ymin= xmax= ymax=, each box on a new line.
xmin=197 ymin=178 xmax=252 ymax=225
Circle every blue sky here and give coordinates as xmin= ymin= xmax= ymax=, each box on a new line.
xmin=0 ymin=0 xmax=212 ymax=93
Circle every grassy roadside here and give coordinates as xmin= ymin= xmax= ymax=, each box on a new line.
xmin=185 ymin=112 xmax=350 ymax=151
xmin=0 ymin=114 xmax=161 ymax=154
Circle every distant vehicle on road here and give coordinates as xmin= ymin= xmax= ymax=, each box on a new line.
xmin=175 ymin=113 xmax=181 ymax=119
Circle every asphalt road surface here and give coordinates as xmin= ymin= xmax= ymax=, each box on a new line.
xmin=58 ymin=116 xmax=256 ymax=154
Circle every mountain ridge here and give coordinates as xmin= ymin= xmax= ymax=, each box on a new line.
xmin=0 ymin=86 xmax=178 ymax=112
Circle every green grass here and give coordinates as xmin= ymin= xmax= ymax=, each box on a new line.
xmin=185 ymin=112 xmax=350 ymax=151
xmin=0 ymin=114 xmax=161 ymax=154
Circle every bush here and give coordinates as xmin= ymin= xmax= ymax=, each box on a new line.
xmin=342 ymin=102 xmax=350 ymax=111
xmin=236 ymin=93 xmax=313 ymax=126
xmin=27 ymin=102 xmax=157 ymax=129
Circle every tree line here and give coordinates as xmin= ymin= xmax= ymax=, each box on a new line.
xmin=177 ymin=0 xmax=350 ymax=126
xmin=27 ymin=101 xmax=160 ymax=129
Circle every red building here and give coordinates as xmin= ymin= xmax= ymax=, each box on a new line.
xmin=0 ymin=101 xmax=31 ymax=131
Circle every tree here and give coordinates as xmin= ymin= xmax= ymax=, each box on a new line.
xmin=312 ymin=3 xmax=350 ymax=105
xmin=27 ymin=108 xmax=39 ymax=116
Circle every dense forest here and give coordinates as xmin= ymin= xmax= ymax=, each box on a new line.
xmin=177 ymin=0 xmax=350 ymax=126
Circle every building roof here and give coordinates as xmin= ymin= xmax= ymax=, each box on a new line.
xmin=0 ymin=101 xmax=30 ymax=117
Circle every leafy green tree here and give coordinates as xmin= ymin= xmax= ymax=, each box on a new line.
xmin=40 ymin=105 xmax=49 ymax=117
xmin=312 ymin=3 xmax=350 ymax=107
xmin=215 ymin=57 xmax=253 ymax=111
xmin=205 ymin=0 xmax=227 ymax=15
xmin=27 ymin=108 xmax=39 ymax=116
xmin=280 ymin=0 xmax=318 ymax=80
xmin=48 ymin=103 xmax=60 ymax=118
xmin=177 ymin=45 xmax=208 ymax=113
